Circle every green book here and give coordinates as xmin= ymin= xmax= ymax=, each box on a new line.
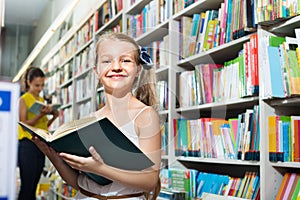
xmin=269 ymin=36 xmax=286 ymax=47
xmin=291 ymin=176 xmax=300 ymax=200
xmin=18 ymin=117 xmax=154 ymax=185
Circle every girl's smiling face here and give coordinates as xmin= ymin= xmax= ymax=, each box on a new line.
xmin=95 ymin=39 xmax=141 ymax=95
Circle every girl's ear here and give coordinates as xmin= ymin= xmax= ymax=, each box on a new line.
xmin=26 ymin=79 xmax=31 ymax=87
xmin=136 ymin=64 xmax=142 ymax=77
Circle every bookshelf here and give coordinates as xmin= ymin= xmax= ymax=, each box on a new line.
xmin=257 ymin=23 xmax=300 ymax=198
xmin=38 ymin=0 xmax=300 ymax=199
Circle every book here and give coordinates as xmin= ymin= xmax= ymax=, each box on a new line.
xmin=276 ymin=173 xmax=291 ymax=200
xmin=18 ymin=117 xmax=155 ymax=185
xmin=287 ymin=174 xmax=300 ymax=199
xmin=28 ymin=100 xmax=61 ymax=115
xmin=291 ymin=176 xmax=300 ymax=200
xmin=267 ymin=46 xmax=285 ymax=98
xmin=283 ymin=173 xmax=297 ymax=199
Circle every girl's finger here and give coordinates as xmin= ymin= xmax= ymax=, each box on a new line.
xmin=89 ymin=146 xmax=103 ymax=162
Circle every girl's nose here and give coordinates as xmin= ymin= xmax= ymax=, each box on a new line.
xmin=110 ymin=59 xmax=122 ymax=70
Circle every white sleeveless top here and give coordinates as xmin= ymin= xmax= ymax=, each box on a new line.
xmin=74 ymin=107 xmax=150 ymax=200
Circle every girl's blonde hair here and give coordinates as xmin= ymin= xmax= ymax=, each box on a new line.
xmin=95 ymin=32 xmax=157 ymax=109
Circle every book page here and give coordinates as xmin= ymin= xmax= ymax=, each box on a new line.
xmin=51 ymin=116 xmax=98 ymax=140
xmin=18 ymin=122 xmax=50 ymax=141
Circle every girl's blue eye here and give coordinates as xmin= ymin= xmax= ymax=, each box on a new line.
xmin=121 ymin=59 xmax=132 ymax=63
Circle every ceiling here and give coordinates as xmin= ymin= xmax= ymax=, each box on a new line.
xmin=5 ymin=0 xmax=49 ymax=26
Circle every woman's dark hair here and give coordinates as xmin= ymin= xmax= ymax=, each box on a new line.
xmin=21 ymin=66 xmax=45 ymax=92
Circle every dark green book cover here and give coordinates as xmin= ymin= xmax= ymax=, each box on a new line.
xmin=19 ymin=117 xmax=154 ymax=185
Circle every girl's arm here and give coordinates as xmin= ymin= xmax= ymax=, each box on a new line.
xmin=47 ymin=110 xmax=59 ymax=127
xmin=32 ymin=136 xmax=80 ymax=190
xmin=60 ymin=108 xmax=161 ymax=191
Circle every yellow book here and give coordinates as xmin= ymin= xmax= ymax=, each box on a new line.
xmin=242 ymin=172 xmax=256 ymax=198
xmin=268 ymin=116 xmax=277 ymax=161
xmin=245 ymin=172 xmax=257 ymax=198
xmin=237 ymin=171 xmax=250 ymax=197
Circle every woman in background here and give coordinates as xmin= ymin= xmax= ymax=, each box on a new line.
xmin=18 ymin=66 xmax=59 ymax=200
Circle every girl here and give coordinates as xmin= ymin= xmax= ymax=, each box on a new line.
xmin=18 ymin=66 xmax=59 ymax=200
xmin=33 ymin=32 xmax=162 ymax=199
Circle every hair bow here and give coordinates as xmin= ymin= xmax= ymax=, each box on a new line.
xmin=139 ymin=46 xmax=153 ymax=70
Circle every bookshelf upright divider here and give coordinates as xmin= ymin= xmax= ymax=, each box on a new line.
xmin=40 ymin=0 xmax=300 ymax=199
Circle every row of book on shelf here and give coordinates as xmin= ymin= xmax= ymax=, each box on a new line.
xmin=142 ymin=35 xmax=170 ymax=69
xmin=177 ymin=33 xmax=258 ymax=108
xmin=95 ymin=0 xmax=122 ymax=32
xmin=178 ymin=29 xmax=300 ymax=108
xmin=127 ymin=0 xmax=170 ymax=39
xmin=159 ymin=168 xmax=260 ymax=200
xmin=268 ymin=115 xmax=300 ymax=162
xmin=173 ymin=0 xmax=281 ymax=22
xmin=173 ymin=105 xmax=260 ymax=161
xmin=178 ymin=0 xmax=256 ymax=60
xmin=178 ymin=0 xmax=299 ymax=61
xmin=261 ymin=28 xmax=300 ymax=99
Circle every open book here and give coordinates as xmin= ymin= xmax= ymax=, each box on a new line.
xmin=18 ymin=117 xmax=154 ymax=185
xmin=28 ymin=100 xmax=61 ymax=115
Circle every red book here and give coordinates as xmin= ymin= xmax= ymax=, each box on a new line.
xmin=250 ymin=33 xmax=259 ymax=95
xmin=198 ymin=64 xmax=222 ymax=103
xmin=199 ymin=118 xmax=212 ymax=158
xmin=94 ymin=10 xmax=99 ymax=31
xmin=291 ymin=117 xmax=300 ymax=162
xmin=228 ymin=177 xmax=238 ymax=196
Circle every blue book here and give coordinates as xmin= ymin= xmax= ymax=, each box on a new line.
xmin=28 ymin=100 xmax=61 ymax=115
xmin=267 ymin=46 xmax=285 ymax=98
xmin=281 ymin=119 xmax=291 ymax=161
xmin=196 ymin=172 xmax=206 ymax=197
xmin=210 ymin=174 xmax=230 ymax=194
xmin=178 ymin=118 xmax=188 ymax=156
xmin=225 ymin=0 xmax=233 ymax=43
xmin=188 ymin=14 xmax=200 ymax=56
xmin=201 ymin=173 xmax=217 ymax=196
xmin=282 ymin=122 xmax=289 ymax=161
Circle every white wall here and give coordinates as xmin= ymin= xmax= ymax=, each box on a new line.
xmin=1 ymin=25 xmax=33 ymax=78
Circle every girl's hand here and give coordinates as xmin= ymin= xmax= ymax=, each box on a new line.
xmin=52 ymin=110 xmax=59 ymax=118
xmin=40 ymin=105 xmax=52 ymax=115
xmin=31 ymin=136 xmax=57 ymax=157
xmin=59 ymin=146 xmax=104 ymax=174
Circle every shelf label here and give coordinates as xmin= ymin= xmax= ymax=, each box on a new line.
xmin=0 ymin=82 xmax=20 ymax=200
